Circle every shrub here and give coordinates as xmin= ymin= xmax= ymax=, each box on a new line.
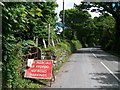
xmin=3 ymin=39 xmax=82 ymax=88
xmin=71 ymin=40 xmax=82 ymax=49
xmin=3 ymin=39 xmax=43 ymax=88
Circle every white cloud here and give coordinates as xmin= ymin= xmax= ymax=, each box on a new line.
xmin=55 ymin=0 xmax=83 ymax=21
xmin=55 ymin=0 xmax=100 ymax=21
xmin=88 ymin=7 xmax=101 ymax=18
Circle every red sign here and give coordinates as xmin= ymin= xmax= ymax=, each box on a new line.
xmin=24 ymin=60 xmax=53 ymax=79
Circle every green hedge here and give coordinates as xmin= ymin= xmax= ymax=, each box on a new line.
xmin=3 ymin=40 xmax=43 ymax=88
xmin=3 ymin=40 xmax=82 ymax=88
xmin=44 ymin=40 xmax=82 ymax=58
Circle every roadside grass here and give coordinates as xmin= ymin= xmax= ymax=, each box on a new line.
xmin=53 ymin=56 xmax=69 ymax=73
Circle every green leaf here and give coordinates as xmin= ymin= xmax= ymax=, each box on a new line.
xmin=36 ymin=8 xmax=42 ymax=12
xmin=36 ymin=12 xmax=42 ymax=17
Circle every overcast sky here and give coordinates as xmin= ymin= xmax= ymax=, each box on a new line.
xmin=55 ymin=0 xmax=100 ymax=21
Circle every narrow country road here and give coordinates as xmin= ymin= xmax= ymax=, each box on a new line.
xmin=50 ymin=47 xmax=120 ymax=88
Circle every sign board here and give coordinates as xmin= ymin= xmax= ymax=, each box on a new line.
xmin=24 ymin=60 xmax=53 ymax=79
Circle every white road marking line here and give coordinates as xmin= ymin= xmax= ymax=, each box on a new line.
xmin=101 ymin=62 xmax=120 ymax=82
xmin=93 ymin=53 xmax=97 ymax=58
xmin=90 ymin=48 xmax=97 ymax=58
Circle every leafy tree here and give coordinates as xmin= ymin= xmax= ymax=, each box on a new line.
xmin=59 ymin=8 xmax=98 ymax=47
xmin=75 ymin=1 xmax=120 ymax=50
xmin=93 ymin=14 xmax=116 ymax=50
xmin=60 ymin=9 xmax=90 ymax=39
xmin=3 ymin=2 xmax=58 ymax=41
xmin=2 ymin=1 xmax=58 ymax=88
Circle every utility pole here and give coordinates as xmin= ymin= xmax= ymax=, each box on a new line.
xmin=62 ymin=0 xmax=65 ymax=38
xmin=48 ymin=23 xmax=50 ymax=47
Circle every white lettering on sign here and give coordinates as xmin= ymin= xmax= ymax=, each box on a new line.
xmin=35 ymin=61 xmax=52 ymax=65
xmin=31 ymin=73 xmax=47 ymax=77
xmin=31 ymin=69 xmax=47 ymax=73
xmin=32 ymin=65 xmax=35 ymax=68
xmin=24 ymin=60 xmax=53 ymax=79
xmin=35 ymin=65 xmax=49 ymax=68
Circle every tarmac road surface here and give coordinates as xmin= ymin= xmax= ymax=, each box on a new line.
xmin=50 ymin=47 xmax=120 ymax=89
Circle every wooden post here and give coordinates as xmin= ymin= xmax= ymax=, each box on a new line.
xmin=52 ymin=38 xmax=55 ymax=46
xmin=43 ymin=38 xmax=47 ymax=48
xmin=56 ymin=39 xmax=59 ymax=44
xmin=62 ymin=0 xmax=65 ymax=38
xmin=36 ymin=38 xmax=38 ymax=47
xmin=48 ymin=23 xmax=50 ymax=47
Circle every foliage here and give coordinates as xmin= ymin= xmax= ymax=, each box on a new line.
xmin=2 ymin=2 xmax=58 ymax=88
xmin=3 ymin=2 xmax=58 ymax=41
xmin=3 ymin=35 xmax=42 ymax=88
xmin=75 ymin=1 xmax=120 ymax=51
xmin=93 ymin=14 xmax=116 ymax=50
xmin=61 ymin=2 xmax=119 ymax=51
xmin=71 ymin=40 xmax=82 ymax=50
xmin=60 ymin=8 xmax=96 ymax=47
xmin=45 ymin=40 xmax=82 ymax=57
xmin=60 ymin=8 xmax=91 ymax=28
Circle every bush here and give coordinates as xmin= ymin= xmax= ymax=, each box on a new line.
xmin=3 ymin=39 xmax=82 ymax=88
xmin=43 ymin=40 xmax=82 ymax=63
xmin=71 ymin=40 xmax=82 ymax=49
xmin=57 ymin=42 xmax=71 ymax=54
xmin=64 ymin=40 xmax=82 ymax=52
xmin=3 ymin=39 xmax=43 ymax=88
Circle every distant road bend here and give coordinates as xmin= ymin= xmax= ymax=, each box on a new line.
xmin=50 ymin=47 xmax=120 ymax=88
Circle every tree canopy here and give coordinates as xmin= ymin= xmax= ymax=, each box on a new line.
xmin=59 ymin=2 xmax=118 ymax=50
xmin=2 ymin=2 xmax=58 ymax=88
xmin=75 ymin=1 xmax=120 ymax=50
